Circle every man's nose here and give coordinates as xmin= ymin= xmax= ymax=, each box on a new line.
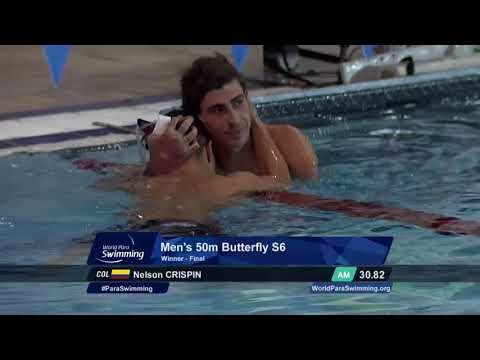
xmin=226 ymin=107 xmax=242 ymax=128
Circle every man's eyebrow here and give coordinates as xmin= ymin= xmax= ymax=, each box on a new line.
xmin=206 ymin=94 xmax=244 ymax=111
xmin=207 ymin=103 xmax=226 ymax=111
xmin=231 ymin=94 xmax=244 ymax=102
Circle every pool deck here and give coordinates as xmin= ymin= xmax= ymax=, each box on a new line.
xmin=0 ymin=87 xmax=296 ymax=156
xmin=0 ymin=45 xmax=342 ymax=156
xmin=2 ymin=45 xmax=479 ymax=157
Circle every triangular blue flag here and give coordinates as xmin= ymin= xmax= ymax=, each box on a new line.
xmin=41 ymin=45 xmax=71 ymax=87
xmin=231 ymin=45 xmax=250 ymax=71
xmin=361 ymin=45 xmax=378 ymax=60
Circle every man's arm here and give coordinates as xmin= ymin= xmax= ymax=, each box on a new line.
xmin=215 ymin=171 xmax=291 ymax=200
xmin=267 ymin=124 xmax=319 ymax=180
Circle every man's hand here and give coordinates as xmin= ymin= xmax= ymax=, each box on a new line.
xmin=146 ymin=116 xmax=200 ymax=176
xmin=248 ymin=99 xmax=270 ymax=132
xmin=248 ymin=99 xmax=292 ymax=184
xmin=248 ymin=98 xmax=319 ymax=181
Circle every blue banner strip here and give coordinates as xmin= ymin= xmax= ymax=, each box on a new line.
xmin=87 ymin=234 xmax=393 ymax=266
xmin=87 ymin=282 xmax=169 ymax=294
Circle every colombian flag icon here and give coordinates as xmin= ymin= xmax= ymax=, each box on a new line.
xmin=111 ymin=269 xmax=131 ymax=280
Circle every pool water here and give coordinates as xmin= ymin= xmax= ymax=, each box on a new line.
xmin=1 ymin=99 xmax=480 ymax=314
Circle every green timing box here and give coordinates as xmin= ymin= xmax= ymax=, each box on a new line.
xmin=332 ymin=267 xmax=357 ymax=282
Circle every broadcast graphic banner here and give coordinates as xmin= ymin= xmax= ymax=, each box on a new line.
xmin=87 ymin=233 xmax=393 ymax=266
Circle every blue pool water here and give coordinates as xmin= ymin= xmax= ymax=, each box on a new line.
xmin=1 ymin=99 xmax=480 ymax=314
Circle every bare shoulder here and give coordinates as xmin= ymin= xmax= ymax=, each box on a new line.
xmin=266 ymin=124 xmax=318 ymax=180
xmin=267 ymin=124 xmax=312 ymax=151
xmin=267 ymin=124 xmax=301 ymax=136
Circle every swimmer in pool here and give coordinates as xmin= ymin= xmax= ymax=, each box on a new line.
xmin=91 ymin=115 xmax=291 ymax=226
xmin=56 ymin=121 xmax=291 ymax=265
xmin=146 ymin=53 xmax=318 ymax=181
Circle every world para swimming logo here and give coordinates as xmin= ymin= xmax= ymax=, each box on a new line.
xmin=96 ymin=234 xmax=144 ymax=263
xmin=88 ymin=232 xmax=158 ymax=265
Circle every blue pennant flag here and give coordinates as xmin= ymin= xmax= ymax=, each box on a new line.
xmin=42 ymin=45 xmax=72 ymax=87
xmin=231 ymin=45 xmax=250 ymax=71
xmin=361 ymin=45 xmax=378 ymax=60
